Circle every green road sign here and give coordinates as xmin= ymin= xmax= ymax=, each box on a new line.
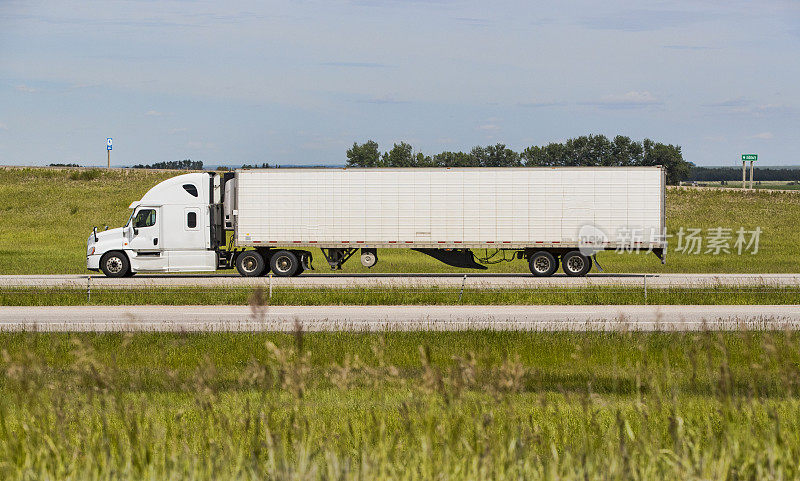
xmin=742 ymin=154 xmax=758 ymax=161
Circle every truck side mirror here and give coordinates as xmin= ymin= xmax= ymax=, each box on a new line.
xmin=133 ymin=227 xmax=139 ymax=236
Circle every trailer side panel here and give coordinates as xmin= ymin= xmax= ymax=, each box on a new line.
xmin=233 ymin=167 xmax=665 ymax=250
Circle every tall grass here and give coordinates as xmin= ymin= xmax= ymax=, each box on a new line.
xmin=1 ymin=285 xmax=800 ymax=306
xmin=1 ymin=329 xmax=800 ymax=479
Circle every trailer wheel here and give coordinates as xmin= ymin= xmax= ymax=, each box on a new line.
xmin=562 ymin=251 xmax=591 ymax=277
xmin=270 ymin=250 xmax=299 ymax=277
xmin=100 ymin=251 xmax=130 ymax=278
xmin=528 ymin=251 xmax=558 ymax=277
xmin=236 ymin=251 xmax=266 ymax=277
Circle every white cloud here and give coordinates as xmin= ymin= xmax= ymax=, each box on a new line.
xmin=168 ymin=127 xmax=188 ymax=134
xmin=0 ymin=122 xmax=7 ymax=130
xmin=145 ymin=109 xmax=163 ymax=116
xmin=599 ymin=90 xmax=660 ymax=105
xmin=705 ymin=99 xmax=795 ymax=117
xmin=15 ymin=85 xmax=37 ymax=93
xmin=518 ymin=100 xmax=567 ymax=108
xmin=581 ymin=91 xmax=662 ymax=110
xmin=749 ymin=132 xmax=774 ymax=140
xmin=476 ymin=124 xmax=500 ymax=131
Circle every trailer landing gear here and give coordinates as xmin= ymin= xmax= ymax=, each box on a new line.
xmin=321 ymin=248 xmax=359 ymax=270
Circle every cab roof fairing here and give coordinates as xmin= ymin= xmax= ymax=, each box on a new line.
xmin=133 ymin=172 xmax=210 ymax=207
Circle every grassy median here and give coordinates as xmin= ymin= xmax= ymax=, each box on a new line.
xmin=1 ymin=330 xmax=800 ymax=479
xmin=1 ymin=285 xmax=799 ymax=306
xmin=1 ymin=167 xmax=799 ymax=274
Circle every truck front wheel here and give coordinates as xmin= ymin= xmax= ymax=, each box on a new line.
xmin=270 ymin=250 xmax=299 ymax=277
xmin=100 ymin=251 xmax=130 ymax=278
xmin=236 ymin=251 xmax=266 ymax=277
xmin=562 ymin=251 xmax=591 ymax=277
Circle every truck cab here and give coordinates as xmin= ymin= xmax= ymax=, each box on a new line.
xmin=87 ymin=172 xmax=223 ymax=277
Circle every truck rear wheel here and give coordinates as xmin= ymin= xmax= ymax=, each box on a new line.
xmin=100 ymin=251 xmax=130 ymax=278
xmin=562 ymin=251 xmax=591 ymax=276
xmin=236 ymin=251 xmax=266 ymax=277
xmin=528 ymin=251 xmax=558 ymax=277
xmin=270 ymin=250 xmax=299 ymax=277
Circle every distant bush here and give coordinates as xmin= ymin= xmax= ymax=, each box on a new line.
xmin=69 ymin=169 xmax=102 ymax=181
xmin=689 ymin=166 xmax=800 ymax=181
xmin=131 ymin=160 xmax=203 ymax=170
xmin=48 ymin=163 xmax=81 ymax=167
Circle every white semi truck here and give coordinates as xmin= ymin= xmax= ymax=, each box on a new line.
xmin=87 ymin=166 xmax=666 ymax=277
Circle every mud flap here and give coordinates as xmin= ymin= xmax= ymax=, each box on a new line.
xmin=591 ymin=254 xmax=604 ymax=273
xmin=300 ymin=251 xmax=314 ymax=270
xmin=412 ymin=249 xmax=488 ymax=270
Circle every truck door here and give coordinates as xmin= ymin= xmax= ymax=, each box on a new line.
xmin=128 ymin=206 xmax=167 ymax=271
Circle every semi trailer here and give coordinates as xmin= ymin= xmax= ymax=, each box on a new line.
xmin=87 ymin=166 xmax=666 ymax=278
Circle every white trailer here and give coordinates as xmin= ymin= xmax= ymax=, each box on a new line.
xmin=87 ymin=166 xmax=666 ymax=277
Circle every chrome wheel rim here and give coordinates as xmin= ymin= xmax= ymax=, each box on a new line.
xmin=567 ymin=256 xmax=585 ymax=273
xmin=105 ymin=257 xmax=123 ymax=274
xmin=533 ymin=256 xmax=551 ymax=273
xmin=242 ymin=257 xmax=257 ymax=273
xmin=275 ymin=256 xmax=292 ymax=273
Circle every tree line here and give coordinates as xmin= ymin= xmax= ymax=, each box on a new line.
xmin=132 ymin=159 xmax=204 ymax=170
xmin=346 ymin=135 xmax=691 ymax=184
xmin=688 ymin=166 xmax=800 ymax=182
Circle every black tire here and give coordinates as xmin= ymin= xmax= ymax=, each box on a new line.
xmin=293 ymin=251 xmax=311 ymax=276
xmin=562 ymin=251 xmax=591 ymax=277
xmin=236 ymin=251 xmax=266 ymax=277
xmin=528 ymin=251 xmax=558 ymax=277
xmin=270 ymin=250 xmax=299 ymax=277
xmin=100 ymin=251 xmax=129 ymax=278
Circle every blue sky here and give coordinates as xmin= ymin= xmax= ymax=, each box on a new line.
xmin=0 ymin=0 xmax=798 ymax=166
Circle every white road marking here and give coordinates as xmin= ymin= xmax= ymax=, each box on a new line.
xmin=1 ymin=273 xmax=799 ymax=288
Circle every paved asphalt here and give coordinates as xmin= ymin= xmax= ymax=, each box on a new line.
xmin=1 ymin=305 xmax=798 ymax=332
xmin=1 ymin=273 xmax=799 ymax=288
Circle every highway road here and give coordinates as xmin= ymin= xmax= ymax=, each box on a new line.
xmin=2 ymin=273 xmax=799 ymax=288
xmin=1 ymin=305 xmax=798 ymax=332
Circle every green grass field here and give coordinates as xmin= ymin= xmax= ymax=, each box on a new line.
xmin=2 ymin=330 xmax=800 ymax=479
xmin=1 ymin=285 xmax=799 ymax=306
xmin=1 ymin=167 xmax=798 ymax=274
